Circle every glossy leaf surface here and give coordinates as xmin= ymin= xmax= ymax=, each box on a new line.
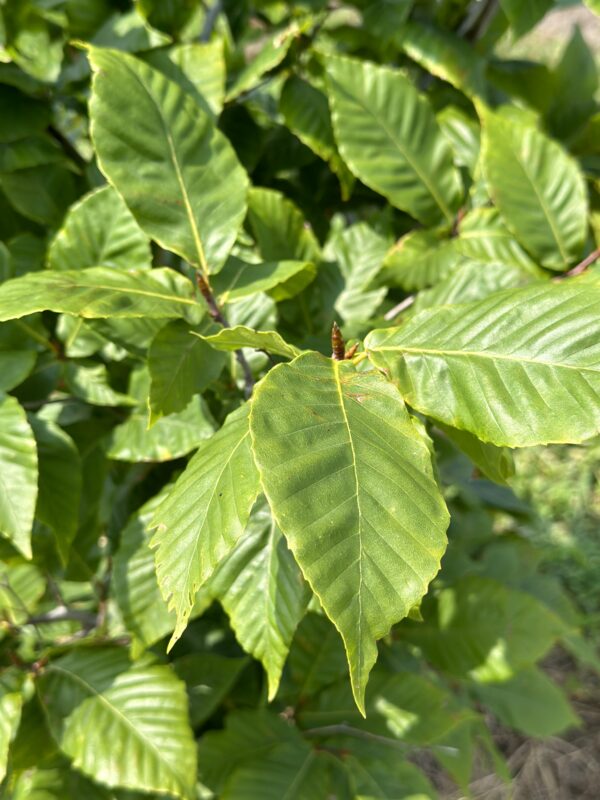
xmin=0 ymin=394 xmax=37 ymax=559
xmin=0 ymin=267 xmax=200 ymax=322
xmin=89 ymin=47 xmax=248 ymax=273
xmin=481 ymin=109 xmax=587 ymax=269
xmin=250 ymin=352 xmax=449 ymax=711
xmin=47 ymin=185 xmax=151 ymax=272
xmin=210 ymin=499 xmax=310 ymax=700
xmin=39 ymin=648 xmax=196 ymax=798
xmin=326 ymin=54 xmax=462 ymax=225
xmin=367 ymin=283 xmax=600 ymax=446
xmin=151 ymin=405 xmax=260 ymax=647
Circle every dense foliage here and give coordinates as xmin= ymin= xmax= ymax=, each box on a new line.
xmin=1 ymin=0 xmax=600 ymax=797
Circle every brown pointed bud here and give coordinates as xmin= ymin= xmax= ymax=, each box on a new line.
xmin=331 ymin=321 xmax=345 ymax=361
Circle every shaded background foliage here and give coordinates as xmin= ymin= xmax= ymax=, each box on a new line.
xmin=0 ymin=0 xmax=600 ymax=798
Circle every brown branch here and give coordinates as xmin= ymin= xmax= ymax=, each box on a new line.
xmin=27 ymin=606 xmax=97 ymax=629
xmin=559 ymin=246 xmax=600 ymax=279
xmin=197 ymin=274 xmax=255 ymax=398
xmin=384 ymin=295 xmax=415 ymax=321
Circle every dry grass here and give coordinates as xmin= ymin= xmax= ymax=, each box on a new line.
xmin=417 ymin=651 xmax=600 ymax=799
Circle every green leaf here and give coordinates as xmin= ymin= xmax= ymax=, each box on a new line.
xmin=345 ymin=755 xmax=436 ymax=799
xmin=0 ymin=267 xmax=201 ymax=323
xmin=288 ymin=613 xmax=348 ymax=700
xmin=250 ymin=352 xmax=449 ymax=712
xmin=438 ymin=423 xmax=515 ymax=485
xmin=405 ymin=576 xmax=563 ymax=678
xmin=481 ymin=108 xmax=587 ymax=269
xmin=0 ymin=394 xmax=37 ymax=559
xmin=366 ymin=283 xmax=600 ymax=447
xmin=225 ymin=22 xmax=300 ymax=101
xmin=151 ymin=405 xmax=261 ymax=648
xmin=47 ymin=185 xmax=152 ymax=272
xmin=88 ymin=47 xmax=248 ymax=273
xmin=325 ymin=54 xmax=462 ymax=226
xmin=437 ymin=105 xmax=480 ymax=172
xmin=412 ymin=258 xmax=535 ymax=313
xmin=0 ymin=164 xmax=78 ymax=227
xmin=370 ymin=672 xmax=472 ymax=745
xmin=0 ymin=133 xmax=68 ymax=172
xmin=0 ymin=86 xmax=50 ymax=144
xmin=0 ymin=561 xmax=45 ymax=624
xmin=174 ymin=654 xmax=248 ymax=728
xmin=499 ymin=0 xmax=553 ymax=37
xmin=0 ymin=349 xmax=36 ymax=391
xmin=211 ymin=257 xmax=316 ymax=303
xmin=112 ymin=487 xmax=211 ymax=653
xmin=148 ymin=319 xmax=226 ymax=425
xmin=548 ymin=27 xmax=598 ymax=141
xmin=209 ymin=498 xmax=311 ymax=700
xmin=91 ymin=7 xmax=170 ymax=51
xmin=38 ymin=648 xmax=197 ymax=798
xmin=398 ymin=20 xmax=488 ymax=99
xmin=197 ymin=326 xmax=301 ymax=360
xmin=198 ymin=711 xmax=297 ymax=791
xmin=30 ymin=416 xmax=82 ymax=564
xmin=221 ymin=745 xmax=330 ymax=800
xmin=10 ymin=763 xmax=132 ymax=800
xmin=324 ymin=222 xmax=390 ymax=324
xmin=381 ymin=229 xmax=459 ymax=291
xmin=144 ymin=40 xmax=225 ymax=118
xmin=455 ymin=208 xmax=540 ymax=274
xmin=0 ymin=669 xmax=23 ymax=783
xmin=197 ymin=710 xmax=328 ymax=798
xmin=247 ymin=187 xmax=321 ymax=262
xmin=108 ymin=396 xmax=216 ymax=462
xmin=279 ymin=75 xmax=354 ymax=199
xmin=64 ymin=362 xmax=136 ymax=407
xmin=473 ymin=667 xmax=580 ymax=737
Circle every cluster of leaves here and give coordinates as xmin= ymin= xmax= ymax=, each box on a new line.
xmin=1 ymin=0 xmax=600 ymax=797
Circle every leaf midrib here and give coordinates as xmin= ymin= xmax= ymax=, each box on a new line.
xmin=329 ymin=61 xmax=455 ymax=223
xmin=171 ymin=428 xmax=251 ymax=626
xmin=371 ymin=343 xmax=599 ymax=374
xmin=332 ymin=361 xmax=364 ymax=699
xmin=48 ymin=664 xmax=187 ymax=794
xmin=116 ymin=57 xmax=209 ymax=273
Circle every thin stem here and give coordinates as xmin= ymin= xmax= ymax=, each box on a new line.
xmin=48 ymin=125 xmax=87 ymax=170
xmin=460 ymin=0 xmax=500 ymax=42
xmin=384 ymin=295 xmax=415 ymax=321
xmin=197 ymin=273 xmax=255 ymax=398
xmin=200 ymin=0 xmax=223 ymax=42
xmin=560 ymin=246 xmax=600 ymax=279
xmin=27 ymin=606 xmax=97 ymax=629
xmin=302 ymin=723 xmax=410 ymax=752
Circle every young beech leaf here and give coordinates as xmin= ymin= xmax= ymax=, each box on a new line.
xmin=0 ymin=267 xmax=201 ymax=322
xmin=47 ymin=184 xmax=152 ymax=272
xmin=148 ymin=319 xmax=227 ymax=426
xmin=0 ymin=395 xmax=38 ymax=560
xmin=366 ymin=283 xmax=600 ymax=447
xmin=249 ymin=352 xmax=449 ymax=713
xmin=151 ymin=405 xmax=260 ymax=649
xmin=88 ymin=47 xmax=248 ymax=274
xmin=196 ymin=326 xmax=301 ymax=360
xmin=481 ymin=107 xmax=587 ymax=270
xmin=325 ymin=54 xmax=462 ymax=227
xmin=209 ymin=498 xmax=311 ymax=701
xmin=38 ymin=648 xmax=197 ymax=798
